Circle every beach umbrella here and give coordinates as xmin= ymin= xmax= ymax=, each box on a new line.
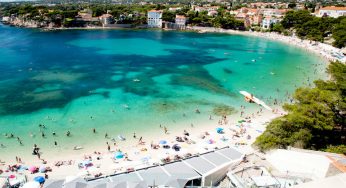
xmin=22 ymin=181 xmax=40 ymax=188
xmin=114 ymin=151 xmax=124 ymax=159
xmin=207 ymin=139 xmax=215 ymax=144
xmin=18 ymin=166 xmax=28 ymax=171
xmin=34 ymin=176 xmax=45 ymax=184
xmin=159 ymin=140 xmax=167 ymax=145
xmin=39 ymin=166 xmax=46 ymax=173
xmin=29 ymin=166 xmax=37 ymax=173
xmin=82 ymin=160 xmax=92 ymax=166
xmin=216 ymin=128 xmax=224 ymax=134
xmin=164 ymin=177 xmax=189 ymax=188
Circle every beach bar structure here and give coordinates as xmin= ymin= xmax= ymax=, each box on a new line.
xmin=51 ymin=147 xmax=243 ymax=188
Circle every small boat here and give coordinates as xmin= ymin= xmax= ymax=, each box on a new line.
xmin=118 ymin=135 xmax=126 ymax=141
xmin=239 ymin=91 xmax=272 ymax=111
xmin=251 ymin=59 xmax=256 ymax=62
xmin=133 ymin=79 xmax=141 ymax=82
xmin=122 ymin=104 xmax=129 ymax=109
xmin=73 ymin=146 xmax=83 ymax=150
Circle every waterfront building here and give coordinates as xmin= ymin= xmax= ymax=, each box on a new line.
xmin=262 ymin=16 xmax=280 ymax=29
xmin=316 ymin=6 xmax=346 ymax=18
xmin=147 ymin=10 xmax=163 ymax=28
xmin=208 ymin=10 xmax=218 ymax=17
xmin=99 ymin=14 xmax=114 ymax=26
xmin=175 ymin=15 xmax=187 ymax=26
xmin=77 ymin=9 xmax=93 ymax=21
xmin=168 ymin=7 xmax=182 ymax=12
xmin=233 ymin=8 xmax=262 ymax=27
xmin=194 ymin=6 xmax=220 ymax=12
xmin=262 ymin=8 xmax=287 ymax=18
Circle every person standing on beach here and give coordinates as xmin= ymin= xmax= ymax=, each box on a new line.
xmin=93 ymin=128 xmax=96 ymax=133
xmin=133 ymin=132 xmax=136 ymax=139
xmin=54 ymin=141 xmax=57 ymax=146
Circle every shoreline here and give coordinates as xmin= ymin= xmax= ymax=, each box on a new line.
xmin=0 ymin=24 xmax=331 ymax=183
xmin=186 ymin=26 xmax=346 ymax=64
xmin=2 ymin=21 xmax=344 ymax=64
xmin=1 ymin=106 xmax=284 ymax=181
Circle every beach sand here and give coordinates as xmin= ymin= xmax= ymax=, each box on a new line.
xmin=1 ymin=103 xmax=283 ymax=181
xmin=188 ymin=26 xmax=346 ymax=64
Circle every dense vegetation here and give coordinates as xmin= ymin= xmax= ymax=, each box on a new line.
xmin=0 ymin=3 xmax=244 ymax=29
xmin=271 ymin=10 xmax=346 ymax=48
xmin=255 ymin=62 xmax=346 ymax=154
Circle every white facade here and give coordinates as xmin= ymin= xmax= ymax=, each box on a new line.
xmin=147 ymin=10 xmax=162 ymax=28
xmin=1 ymin=16 xmax=10 ymax=22
xmin=175 ymin=15 xmax=186 ymax=26
xmin=262 ymin=17 xmax=280 ymax=29
xmin=317 ymin=6 xmax=346 ymax=18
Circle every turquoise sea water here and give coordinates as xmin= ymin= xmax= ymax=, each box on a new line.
xmin=0 ymin=24 xmax=327 ymax=161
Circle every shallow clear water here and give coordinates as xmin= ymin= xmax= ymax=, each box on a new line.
xmin=0 ymin=24 xmax=327 ymax=161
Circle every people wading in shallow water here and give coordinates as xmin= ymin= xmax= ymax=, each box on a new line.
xmin=66 ymin=131 xmax=71 ymax=137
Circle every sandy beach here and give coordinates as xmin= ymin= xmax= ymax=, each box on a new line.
xmin=188 ymin=26 xmax=346 ymax=64
xmin=1 ymin=102 xmax=283 ymax=183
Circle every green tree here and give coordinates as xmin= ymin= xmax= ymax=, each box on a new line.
xmin=255 ymin=62 xmax=346 ymax=152
xmin=332 ymin=17 xmax=346 ymax=48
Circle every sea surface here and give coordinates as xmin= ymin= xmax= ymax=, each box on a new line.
xmin=0 ymin=24 xmax=327 ymax=161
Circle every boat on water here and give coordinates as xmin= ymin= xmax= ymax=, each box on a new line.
xmin=118 ymin=135 xmax=126 ymax=141
xmin=239 ymin=91 xmax=272 ymax=111
xmin=133 ymin=78 xmax=141 ymax=82
xmin=73 ymin=146 xmax=83 ymax=150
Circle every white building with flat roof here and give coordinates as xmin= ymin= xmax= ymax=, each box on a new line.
xmin=317 ymin=6 xmax=346 ymax=18
xmin=262 ymin=16 xmax=281 ymax=29
xmin=147 ymin=10 xmax=163 ymax=28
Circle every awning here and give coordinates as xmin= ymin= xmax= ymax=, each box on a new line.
xmin=109 ymin=173 xmax=142 ymax=183
xmin=184 ymin=156 xmax=215 ymax=174
xmin=137 ymin=166 xmax=169 ymax=186
xmin=164 ymin=162 xmax=201 ymax=180
xmin=44 ymin=180 xmax=64 ymax=188
xmin=202 ymin=152 xmax=229 ymax=166
xmin=217 ymin=147 xmax=243 ymax=160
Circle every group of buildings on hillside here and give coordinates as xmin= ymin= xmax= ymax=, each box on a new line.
xmin=1 ymin=2 xmax=346 ymax=30
xmin=146 ymin=3 xmax=346 ymax=30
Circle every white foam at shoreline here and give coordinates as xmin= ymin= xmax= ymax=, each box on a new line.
xmin=188 ymin=26 xmax=346 ymax=64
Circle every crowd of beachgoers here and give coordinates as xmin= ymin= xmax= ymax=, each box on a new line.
xmin=0 ymin=100 xmax=284 ymax=186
